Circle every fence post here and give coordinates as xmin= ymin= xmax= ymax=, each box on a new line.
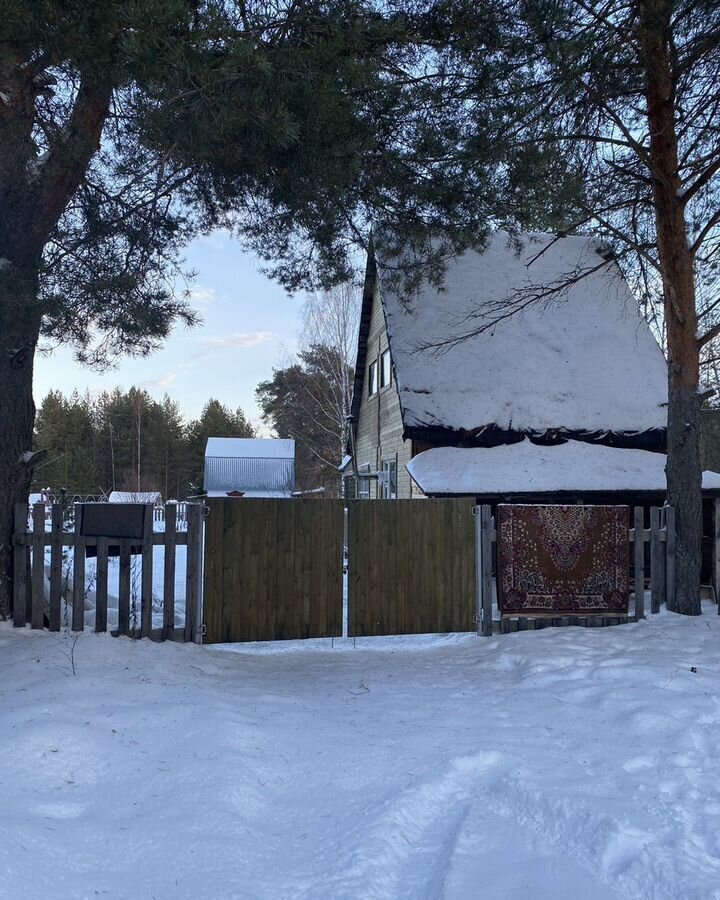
xmin=163 ymin=502 xmax=177 ymax=640
xmin=633 ymin=507 xmax=645 ymax=620
xmin=185 ymin=503 xmax=203 ymax=643
xmin=118 ymin=539 xmax=131 ymax=635
xmin=31 ymin=502 xmax=45 ymax=629
xmin=141 ymin=503 xmax=154 ymax=638
xmin=480 ymin=505 xmax=493 ymax=636
xmin=715 ymin=498 xmax=720 ymax=612
xmin=12 ymin=502 xmax=28 ymax=627
xmin=72 ymin=504 xmax=85 ymax=632
xmin=665 ymin=506 xmax=676 ymax=613
xmin=473 ymin=506 xmax=482 ymax=635
xmin=49 ymin=504 xmax=62 ymax=631
xmin=650 ymin=507 xmax=665 ymax=614
xmin=95 ymin=537 xmax=109 ymax=633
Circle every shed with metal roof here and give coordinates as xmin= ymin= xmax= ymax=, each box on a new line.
xmin=203 ymin=438 xmax=295 ymax=498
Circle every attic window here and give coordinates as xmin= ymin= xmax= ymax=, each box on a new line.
xmin=380 ymin=349 xmax=391 ymax=389
xmin=368 ymin=360 xmax=378 ymax=397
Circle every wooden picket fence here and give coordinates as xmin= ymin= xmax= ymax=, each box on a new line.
xmin=12 ymin=501 xmax=204 ymax=641
xmin=475 ymin=505 xmax=676 ymax=635
xmin=11 ymin=497 xmax=686 ymax=645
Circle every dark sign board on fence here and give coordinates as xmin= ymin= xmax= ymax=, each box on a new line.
xmin=77 ymin=502 xmax=149 ymax=540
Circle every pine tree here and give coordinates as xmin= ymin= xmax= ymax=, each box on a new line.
xmin=0 ymin=1 xmax=530 ymax=612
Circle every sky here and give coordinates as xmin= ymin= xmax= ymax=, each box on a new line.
xmin=33 ymin=230 xmax=306 ymax=433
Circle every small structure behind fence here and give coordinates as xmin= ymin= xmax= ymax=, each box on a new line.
xmin=13 ymin=501 xmax=204 ymax=641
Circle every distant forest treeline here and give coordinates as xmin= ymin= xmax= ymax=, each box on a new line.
xmin=33 ymin=339 xmax=354 ymax=499
xmin=33 ymin=389 xmax=254 ymax=499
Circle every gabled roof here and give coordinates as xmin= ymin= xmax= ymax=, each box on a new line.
xmin=205 ymin=438 xmax=295 ymax=459
xmin=354 ymin=232 xmax=667 ymax=444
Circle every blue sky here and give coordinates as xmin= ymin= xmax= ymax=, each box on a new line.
xmin=33 ymin=230 xmax=305 ymax=432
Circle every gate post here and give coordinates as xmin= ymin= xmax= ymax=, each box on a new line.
xmin=12 ymin=502 xmax=28 ymax=626
xmin=185 ymin=502 xmax=205 ymax=643
xmin=474 ymin=505 xmax=493 ymax=636
xmin=634 ymin=506 xmax=645 ymax=620
xmin=650 ymin=507 xmax=665 ymax=614
xmin=473 ymin=506 xmax=481 ymax=635
xmin=665 ymin=506 xmax=676 ymax=613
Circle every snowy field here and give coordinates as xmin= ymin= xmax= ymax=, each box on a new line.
xmin=1 ymin=609 xmax=719 ymax=900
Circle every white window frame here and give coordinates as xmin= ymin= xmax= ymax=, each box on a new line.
xmin=380 ymin=349 xmax=392 ymax=389
xmin=357 ymin=476 xmax=371 ymax=499
xmin=381 ymin=459 xmax=397 ymax=499
xmin=368 ymin=360 xmax=378 ymax=397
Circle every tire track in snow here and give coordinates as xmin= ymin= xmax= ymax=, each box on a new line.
xmin=303 ymin=751 xmax=503 ymax=900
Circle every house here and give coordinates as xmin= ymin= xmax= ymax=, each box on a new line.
xmin=203 ymin=437 xmax=295 ymax=498
xmin=343 ymin=231 xmax=720 ymax=505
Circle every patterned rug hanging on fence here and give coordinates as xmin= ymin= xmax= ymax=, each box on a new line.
xmin=497 ymin=505 xmax=629 ymax=616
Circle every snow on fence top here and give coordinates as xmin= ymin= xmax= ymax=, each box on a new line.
xmin=378 ymin=232 xmax=668 ymax=436
xmin=407 ymin=439 xmax=720 ymax=496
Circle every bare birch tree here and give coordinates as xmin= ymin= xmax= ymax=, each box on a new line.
xmin=300 ymin=283 xmax=361 ymax=463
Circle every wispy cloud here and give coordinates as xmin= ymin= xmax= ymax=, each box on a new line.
xmin=186 ymin=285 xmax=215 ymax=307
xmin=153 ymin=372 xmax=177 ymax=389
xmin=200 ymin=331 xmax=272 ymax=349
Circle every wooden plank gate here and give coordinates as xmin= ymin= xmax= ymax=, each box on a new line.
xmin=347 ymin=499 xmax=476 ymax=636
xmin=203 ymin=498 xmax=344 ymax=643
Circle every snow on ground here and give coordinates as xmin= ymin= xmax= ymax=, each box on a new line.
xmin=1 ymin=609 xmax=719 ymax=900
xmin=47 ymin=546 xmax=189 ymax=631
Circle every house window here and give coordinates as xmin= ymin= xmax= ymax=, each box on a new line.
xmin=381 ymin=460 xmax=397 ymax=499
xmin=368 ymin=360 xmax=378 ymax=397
xmin=357 ymin=476 xmax=371 ymax=499
xmin=380 ymin=349 xmax=392 ymax=389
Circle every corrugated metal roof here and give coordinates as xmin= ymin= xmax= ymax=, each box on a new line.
xmin=205 ymin=437 xmax=295 ymax=459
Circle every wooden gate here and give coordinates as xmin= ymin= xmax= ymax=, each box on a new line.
xmin=347 ymin=499 xmax=476 ymax=636
xmin=203 ymin=498 xmax=344 ymax=643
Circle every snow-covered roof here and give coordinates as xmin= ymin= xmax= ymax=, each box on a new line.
xmin=377 ymin=232 xmax=667 ymax=436
xmin=407 ymin=440 xmax=720 ymax=496
xmin=205 ymin=437 xmax=295 ymax=459
xmin=108 ymin=491 xmax=162 ymax=504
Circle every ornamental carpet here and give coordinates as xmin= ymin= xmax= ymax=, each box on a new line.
xmin=497 ymin=505 xmax=629 ymax=616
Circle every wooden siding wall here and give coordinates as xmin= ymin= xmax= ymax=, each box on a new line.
xmin=354 ymin=281 xmax=415 ymax=498
xmin=203 ymin=498 xmax=343 ymax=643
xmin=347 ymin=499 xmax=476 ymax=635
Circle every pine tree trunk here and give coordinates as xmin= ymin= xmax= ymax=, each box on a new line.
xmin=639 ymin=0 xmax=702 ymax=615
xmin=0 ymin=268 xmax=42 ymax=617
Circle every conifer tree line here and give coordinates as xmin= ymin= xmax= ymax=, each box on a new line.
xmin=33 ymin=391 xmax=254 ymax=499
